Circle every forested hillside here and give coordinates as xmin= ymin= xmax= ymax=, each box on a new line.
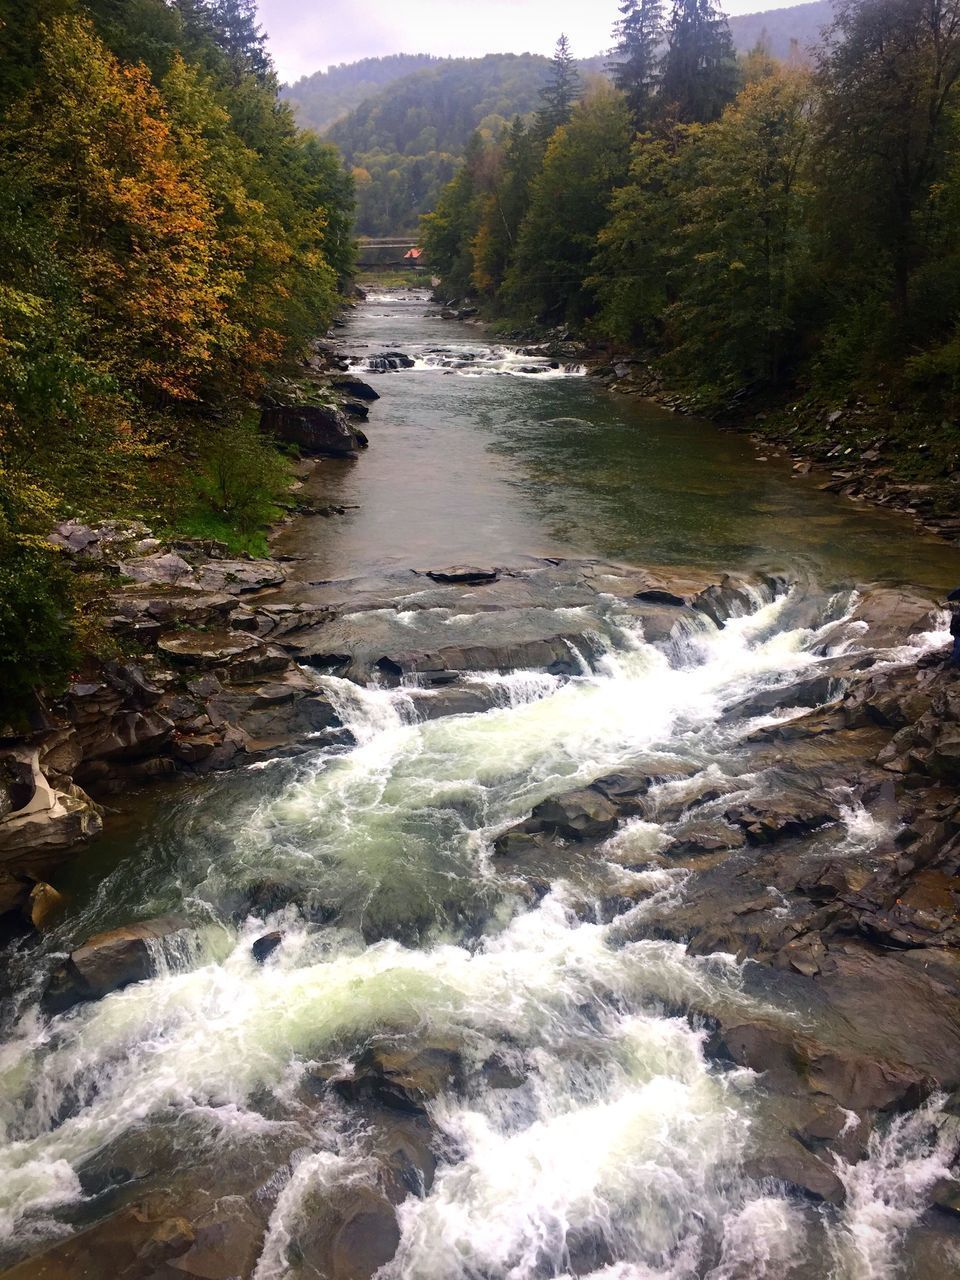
xmin=282 ymin=54 xmax=443 ymax=134
xmin=425 ymin=0 xmax=960 ymax=478
xmin=326 ymin=52 xmax=606 ymax=235
xmin=0 ymin=0 xmax=354 ymax=714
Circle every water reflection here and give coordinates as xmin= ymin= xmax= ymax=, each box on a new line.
xmin=276 ymin=291 xmax=960 ymax=591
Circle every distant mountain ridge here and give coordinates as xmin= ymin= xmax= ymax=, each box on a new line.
xmin=728 ymin=0 xmax=833 ymax=58
xmin=307 ymin=52 xmax=604 ymax=236
xmin=283 ymin=54 xmax=444 ymax=135
xmin=280 ymin=2 xmax=834 ymax=139
xmin=280 ymin=2 xmax=835 ymax=235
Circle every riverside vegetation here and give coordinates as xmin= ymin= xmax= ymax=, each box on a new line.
xmin=423 ymin=0 xmax=960 ymax=523
xmin=0 ymin=0 xmax=355 ymax=722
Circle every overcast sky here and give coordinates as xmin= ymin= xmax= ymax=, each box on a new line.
xmin=258 ymin=0 xmax=784 ymax=83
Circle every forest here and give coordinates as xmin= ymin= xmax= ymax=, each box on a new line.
xmin=424 ymin=0 xmax=960 ymax=463
xmin=281 ymin=4 xmax=830 ymax=237
xmin=0 ymin=0 xmax=355 ymax=714
xmin=326 ymin=53 xmax=606 ymax=235
xmin=283 ymin=53 xmax=445 ymax=135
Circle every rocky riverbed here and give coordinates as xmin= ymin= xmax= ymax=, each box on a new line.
xmin=3 ymin=292 xmax=960 ymax=1279
xmin=2 ymin=544 xmax=960 ymax=1277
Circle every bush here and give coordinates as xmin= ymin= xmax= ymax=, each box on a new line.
xmin=185 ymin=417 xmax=292 ymax=554
xmin=0 ymin=545 xmax=76 ymax=726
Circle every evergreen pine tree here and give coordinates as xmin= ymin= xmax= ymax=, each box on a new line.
xmin=208 ymin=0 xmax=273 ymax=82
xmin=536 ymin=34 xmax=581 ymax=137
xmin=608 ymin=0 xmax=665 ymax=126
xmin=660 ymin=0 xmax=738 ymax=123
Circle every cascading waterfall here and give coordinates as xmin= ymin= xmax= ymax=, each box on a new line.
xmin=0 ymin=579 xmax=956 ymax=1279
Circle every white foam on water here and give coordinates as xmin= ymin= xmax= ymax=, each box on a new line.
xmin=830 ymin=1100 xmax=958 ymax=1279
xmin=255 ymin=1149 xmax=377 ymax=1280
xmin=0 ymin=580 xmax=951 ymax=1269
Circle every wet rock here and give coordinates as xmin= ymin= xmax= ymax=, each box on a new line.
xmin=164 ymin=1195 xmax=263 ymax=1280
xmin=331 ymin=375 xmax=381 ymax=399
xmin=364 ymin=352 xmax=416 ymax=372
xmin=294 ymin=1186 xmax=399 ymax=1280
xmin=424 ymin=566 xmax=500 ymax=584
xmin=342 ymin=398 xmax=370 ymax=419
xmin=0 ymin=748 xmax=102 ymax=864
xmin=723 ymin=770 xmax=842 ymax=843
xmin=666 ymin=818 xmax=746 ymax=856
xmin=528 ymin=788 xmax=620 ymax=841
xmin=818 ymin=587 xmax=940 ymax=653
xmin=46 ymin=915 xmax=191 ymax=1008
xmin=193 ymin=560 xmax=286 ymax=595
xmin=28 ymin=880 xmax=66 ymax=929
xmin=730 ymin=674 xmax=842 ymax=721
xmin=105 ymin=586 xmax=236 ymax=634
xmin=332 ymin=1040 xmax=465 ymax=1113
xmin=693 ymin=574 xmax=763 ymax=629
xmin=372 ymin=1112 xmax=438 ymax=1201
xmin=635 ymin=587 xmax=688 ymax=607
xmin=714 ymin=1017 xmax=932 ymax=1113
xmin=74 ymin=710 xmax=175 ymax=764
xmin=251 ymin=931 xmax=282 ymax=963
xmin=0 ymin=1204 xmax=198 ymax=1279
xmin=260 ymin=404 xmax=364 ymax=457
xmin=744 ymin=1134 xmax=845 ymax=1204
xmin=591 ymin=758 xmax=700 ymax=815
xmin=157 ymin=630 xmax=264 ymax=668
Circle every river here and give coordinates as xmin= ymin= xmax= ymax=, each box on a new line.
xmin=1 ymin=290 xmax=960 ymax=1280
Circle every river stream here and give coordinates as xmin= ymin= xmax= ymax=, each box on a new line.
xmin=2 ymin=291 xmax=960 ymax=1279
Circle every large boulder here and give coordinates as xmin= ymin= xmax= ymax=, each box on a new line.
xmin=260 ymin=404 xmax=364 ymax=457
xmin=332 ymin=375 xmax=382 ymax=398
xmin=117 ymin=552 xmax=195 ymax=586
xmin=46 ymin=915 xmax=192 ymax=1008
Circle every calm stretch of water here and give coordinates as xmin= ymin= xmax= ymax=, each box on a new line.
xmin=1 ymin=290 xmax=959 ymax=1280
xmin=278 ymin=288 xmax=960 ymax=589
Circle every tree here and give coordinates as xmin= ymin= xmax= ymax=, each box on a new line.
xmin=536 ymin=35 xmax=581 ymax=137
xmin=609 ymin=0 xmax=666 ymax=126
xmin=507 ymin=83 xmax=634 ymax=324
xmin=208 ymin=0 xmax=273 ymax=83
xmin=661 ymin=0 xmax=739 ymax=122
xmin=667 ymin=67 xmax=815 ymax=394
xmin=817 ymin=0 xmax=960 ymax=329
xmin=593 ymin=122 xmax=696 ymax=344
xmin=2 ymin=16 xmax=229 ymax=405
xmin=470 ymin=118 xmax=540 ymax=300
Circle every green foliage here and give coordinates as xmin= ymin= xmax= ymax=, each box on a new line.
xmin=0 ymin=0 xmax=355 ymax=699
xmin=506 ymin=85 xmax=634 ymax=325
xmin=609 ymin=0 xmax=665 ymax=126
xmin=424 ymin=0 xmax=960 ymax=452
xmin=323 ymin=53 xmax=605 ymax=235
xmin=186 ymin=416 xmax=291 ymax=550
xmin=535 ymin=35 xmax=581 ymax=139
xmin=661 ymin=0 xmax=740 ymax=123
xmin=0 ymin=469 xmax=76 ymax=722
